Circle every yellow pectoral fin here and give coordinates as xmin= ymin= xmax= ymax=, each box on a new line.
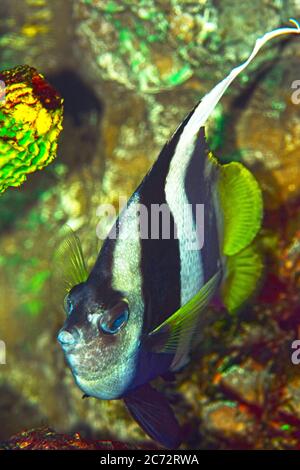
xmin=218 ymin=161 xmax=263 ymax=256
xmin=222 ymin=243 xmax=263 ymax=313
xmin=146 ymin=270 xmax=221 ymax=354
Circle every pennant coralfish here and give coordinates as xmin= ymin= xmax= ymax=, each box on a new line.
xmin=57 ymin=21 xmax=300 ymax=448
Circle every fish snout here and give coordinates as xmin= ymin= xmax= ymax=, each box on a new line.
xmin=57 ymin=327 xmax=80 ymax=350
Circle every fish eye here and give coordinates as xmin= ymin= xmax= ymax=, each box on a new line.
xmin=63 ymin=294 xmax=73 ymax=316
xmin=98 ymin=300 xmax=129 ymax=335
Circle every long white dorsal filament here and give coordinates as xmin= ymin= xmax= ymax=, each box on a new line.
xmin=180 ymin=19 xmax=300 ymax=145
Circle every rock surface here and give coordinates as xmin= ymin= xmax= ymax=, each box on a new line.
xmin=0 ymin=427 xmax=142 ymax=450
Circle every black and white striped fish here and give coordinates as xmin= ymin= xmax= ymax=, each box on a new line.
xmin=57 ymin=22 xmax=300 ymax=448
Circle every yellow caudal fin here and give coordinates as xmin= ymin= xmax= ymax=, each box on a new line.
xmin=222 ymin=243 xmax=263 ymax=313
xmin=218 ymin=161 xmax=263 ymax=256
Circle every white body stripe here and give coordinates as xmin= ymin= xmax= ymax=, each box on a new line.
xmin=107 ymin=193 xmax=144 ymax=397
xmin=165 ymin=139 xmax=204 ymax=306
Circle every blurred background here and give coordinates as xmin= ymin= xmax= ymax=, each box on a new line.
xmin=0 ymin=0 xmax=299 ymax=449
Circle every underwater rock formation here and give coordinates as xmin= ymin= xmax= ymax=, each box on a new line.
xmin=0 ymin=0 xmax=73 ymax=74
xmin=73 ymin=0 xmax=298 ymax=94
xmin=0 ymin=427 xmax=142 ymax=450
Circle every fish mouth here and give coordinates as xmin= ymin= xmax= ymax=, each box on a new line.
xmin=59 ymin=343 xmax=77 ymax=355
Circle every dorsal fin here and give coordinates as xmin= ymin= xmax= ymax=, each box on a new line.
xmin=55 ymin=225 xmax=88 ymax=293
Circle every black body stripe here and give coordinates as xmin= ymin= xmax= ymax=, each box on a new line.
xmin=136 ymin=106 xmax=197 ymax=334
xmin=184 ymin=127 xmax=220 ymax=282
xmin=88 ymin=229 xmax=125 ymax=308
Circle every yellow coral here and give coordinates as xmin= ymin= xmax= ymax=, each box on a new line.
xmin=0 ymin=65 xmax=64 ymax=193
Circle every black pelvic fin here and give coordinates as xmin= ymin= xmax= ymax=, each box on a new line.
xmin=124 ymin=383 xmax=182 ymax=449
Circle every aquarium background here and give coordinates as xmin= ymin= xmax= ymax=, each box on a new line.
xmin=0 ymin=0 xmax=299 ymax=449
